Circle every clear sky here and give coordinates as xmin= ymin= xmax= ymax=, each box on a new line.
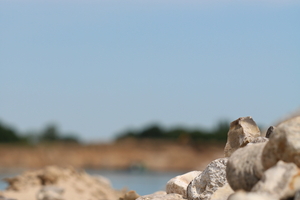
xmin=1 ymin=0 xmax=300 ymax=142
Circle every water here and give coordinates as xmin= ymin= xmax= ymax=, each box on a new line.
xmin=0 ymin=170 xmax=183 ymax=196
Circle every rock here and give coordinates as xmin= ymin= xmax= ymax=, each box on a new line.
xmin=210 ymin=183 xmax=234 ymax=200
xmin=262 ymin=117 xmax=300 ymax=170
xmin=36 ymin=186 xmax=64 ymax=200
xmin=265 ymin=126 xmax=275 ymax=138
xmin=251 ymin=161 xmax=300 ymax=199
xmin=2 ymin=166 xmax=125 ymax=200
xmin=166 ymin=171 xmax=202 ymax=198
xmin=248 ymin=136 xmax=268 ymax=144
xmin=187 ymin=158 xmax=228 ymax=200
xmin=0 ymin=195 xmax=17 ymax=200
xmin=226 ymin=142 xmax=266 ymax=191
xmin=119 ymin=190 xmax=140 ymax=200
xmin=294 ymin=191 xmax=300 ymax=200
xmin=224 ymin=116 xmax=261 ymax=157
xmin=228 ymin=191 xmax=276 ymax=200
xmin=136 ymin=191 xmax=185 ymax=200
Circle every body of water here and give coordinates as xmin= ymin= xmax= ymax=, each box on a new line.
xmin=0 ymin=170 xmax=183 ymax=196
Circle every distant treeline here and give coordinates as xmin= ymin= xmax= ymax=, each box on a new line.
xmin=0 ymin=121 xmax=79 ymax=144
xmin=116 ymin=121 xmax=230 ymax=142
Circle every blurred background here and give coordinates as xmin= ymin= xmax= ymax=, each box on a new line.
xmin=0 ymin=0 xmax=300 ymax=195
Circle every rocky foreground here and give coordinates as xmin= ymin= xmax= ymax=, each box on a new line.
xmin=1 ymin=115 xmax=300 ymax=200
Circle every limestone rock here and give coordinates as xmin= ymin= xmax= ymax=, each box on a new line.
xmin=166 ymin=171 xmax=201 ymax=198
xmin=252 ymin=161 xmax=300 ymax=199
xmin=228 ymin=191 xmax=276 ymax=200
xmin=262 ymin=117 xmax=300 ymax=170
xmin=226 ymin=142 xmax=266 ymax=191
xmin=210 ymin=183 xmax=234 ymax=200
xmin=36 ymin=186 xmax=64 ymax=200
xmin=136 ymin=191 xmax=185 ymax=200
xmin=187 ymin=158 xmax=228 ymax=200
xmin=224 ymin=116 xmax=261 ymax=157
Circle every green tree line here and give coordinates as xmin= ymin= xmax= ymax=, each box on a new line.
xmin=116 ymin=121 xmax=229 ymax=142
xmin=0 ymin=121 xmax=79 ymax=144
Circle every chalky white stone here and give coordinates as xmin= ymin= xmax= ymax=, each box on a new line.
xmin=262 ymin=116 xmax=300 ymax=170
xmin=166 ymin=171 xmax=202 ymax=198
xmin=252 ymin=161 xmax=300 ymax=200
xmin=187 ymin=158 xmax=228 ymax=200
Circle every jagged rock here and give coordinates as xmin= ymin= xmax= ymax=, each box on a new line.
xmin=228 ymin=191 xmax=276 ymax=200
xmin=226 ymin=142 xmax=266 ymax=191
xmin=36 ymin=186 xmax=64 ymax=200
xmin=252 ymin=161 xmax=300 ymax=199
xmin=187 ymin=158 xmax=228 ymax=200
xmin=262 ymin=116 xmax=300 ymax=170
xmin=210 ymin=183 xmax=234 ymax=200
xmin=136 ymin=191 xmax=185 ymax=200
xmin=166 ymin=171 xmax=202 ymax=198
xmin=119 ymin=190 xmax=140 ymax=200
xmin=224 ymin=116 xmax=261 ymax=157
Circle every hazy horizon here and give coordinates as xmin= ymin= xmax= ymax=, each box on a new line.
xmin=1 ymin=0 xmax=300 ymax=142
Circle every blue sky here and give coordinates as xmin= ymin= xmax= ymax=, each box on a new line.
xmin=1 ymin=0 xmax=300 ymax=142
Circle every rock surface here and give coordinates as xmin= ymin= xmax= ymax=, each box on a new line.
xmin=262 ymin=116 xmax=300 ymax=170
xmin=187 ymin=158 xmax=228 ymax=200
xmin=136 ymin=191 xmax=185 ymax=200
xmin=36 ymin=186 xmax=64 ymax=200
xmin=224 ymin=116 xmax=261 ymax=157
xmin=2 ymin=166 xmax=125 ymax=200
xmin=247 ymin=136 xmax=268 ymax=144
xmin=166 ymin=171 xmax=201 ymax=198
xmin=228 ymin=191 xmax=276 ymax=200
xmin=209 ymin=183 xmax=234 ymax=200
xmin=226 ymin=142 xmax=266 ymax=191
xmin=252 ymin=161 xmax=300 ymax=199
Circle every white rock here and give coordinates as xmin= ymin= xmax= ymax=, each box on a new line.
xmin=252 ymin=161 xmax=300 ymax=199
xmin=166 ymin=171 xmax=202 ymax=198
xmin=226 ymin=142 xmax=266 ymax=191
xmin=36 ymin=186 xmax=64 ymax=200
xmin=210 ymin=183 xmax=234 ymax=200
xmin=187 ymin=158 xmax=228 ymax=200
xmin=262 ymin=116 xmax=300 ymax=170
xmin=224 ymin=116 xmax=261 ymax=157
xmin=136 ymin=191 xmax=185 ymax=200
xmin=228 ymin=191 xmax=277 ymax=200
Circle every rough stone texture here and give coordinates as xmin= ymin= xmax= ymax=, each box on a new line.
xmin=166 ymin=171 xmax=201 ymax=198
xmin=136 ymin=191 xmax=185 ymax=200
xmin=210 ymin=183 xmax=234 ymax=200
xmin=224 ymin=116 xmax=261 ymax=157
xmin=262 ymin=116 xmax=300 ymax=170
xmin=187 ymin=158 xmax=228 ymax=200
xmin=226 ymin=142 xmax=266 ymax=191
xmin=252 ymin=161 xmax=300 ymax=200
xmin=228 ymin=191 xmax=277 ymax=200
xmin=248 ymin=137 xmax=269 ymax=144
